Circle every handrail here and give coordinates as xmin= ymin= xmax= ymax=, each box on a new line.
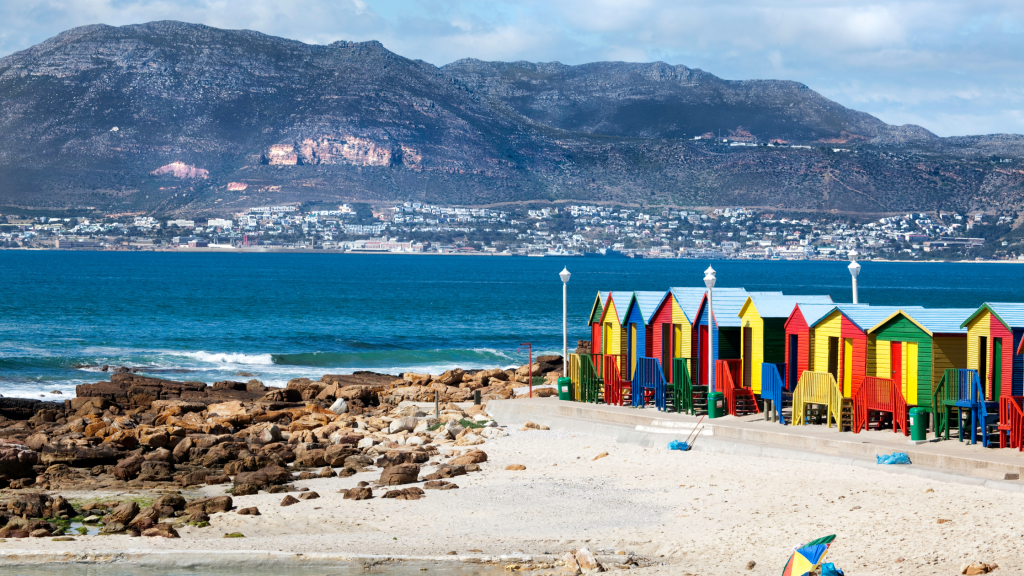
xmin=717 ymin=359 xmax=758 ymax=415
xmin=852 ymin=376 xmax=907 ymax=435
xmin=792 ymin=371 xmax=842 ymax=428
xmin=999 ymin=396 xmax=1024 ymax=451
xmin=761 ymin=362 xmax=787 ymax=424
xmin=578 ymin=354 xmax=602 ymax=403
xmin=633 ymin=357 xmax=665 ymax=408
xmin=671 ymin=358 xmax=693 ymax=414
xmin=603 ymin=355 xmax=629 ymax=406
xmin=567 ymin=353 xmax=582 ymax=401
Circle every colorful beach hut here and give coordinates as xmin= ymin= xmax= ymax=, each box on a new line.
xmin=690 ymin=288 xmax=757 ymax=386
xmin=622 ymin=291 xmax=668 ymax=378
xmin=961 ymin=303 xmax=1024 ymax=399
xmin=587 ymin=291 xmax=609 ymax=355
xmin=867 ymin=308 xmax=973 ymax=406
xmin=784 ymin=303 xmax=851 ymax=390
xmin=597 ymin=291 xmax=634 ymax=381
xmin=649 ymin=287 xmax=707 ymax=383
xmin=738 ymin=294 xmax=833 ymax=395
xmin=808 ymin=305 xmax=915 ymax=398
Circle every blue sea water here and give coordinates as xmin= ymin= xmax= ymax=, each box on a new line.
xmin=2 ymin=251 xmax=1024 ymax=399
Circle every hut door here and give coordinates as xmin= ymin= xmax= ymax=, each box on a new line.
xmin=743 ymin=327 xmax=753 ymax=388
xmin=993 ymin=338 xmax=1003 ymax=400
xmin=891 ymin=342 xmax=902 ymax=388
xmin=906 ymin=342 xmax=918 ymax=404
xmin=842 ymin=338 xmax=853 ymax=397
xmin=698 ymin=325 xmax=709 ymax=385
xmin=789 ymin=334 xmax=799 ymax=389
xmin=662 ymin=324 xmax=672 ymax=379
xmin=629 ymin=324 xmax=637 ymax=378
xmin=827 ymin=337 xmax=840 ymax=380
xmin=979 ymin=336 xmax=988 ymax=392
xmin=604 ymin=323 xmax=613 ymax=355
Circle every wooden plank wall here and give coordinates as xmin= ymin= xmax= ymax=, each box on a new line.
xmin=739 ymin=304 xmax=765 ymax=394
xmin=871 ymin=315 xmax=932 ymax=406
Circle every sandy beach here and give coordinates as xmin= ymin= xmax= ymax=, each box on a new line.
xmin=5 ymin=416 xmax=1023 ymax=576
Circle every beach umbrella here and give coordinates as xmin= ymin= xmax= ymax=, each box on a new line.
xmin=781 ymin=534 xmax=836 ymax=576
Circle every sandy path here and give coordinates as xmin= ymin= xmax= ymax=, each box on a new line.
xmin=4 ymin=426 xmax=1023 ymax=575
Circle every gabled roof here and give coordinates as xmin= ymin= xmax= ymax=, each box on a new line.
xmin=869 ymin=308 xmax=976 ymax=336
xmin=696 ymin=290 xmax=783 ymax=328
xmin=588 ymin=291 xmax=609 ymax=324
xmin=789 ymin=303 xmax=847 ymax=329
xmin=603 ymin=291 xmax=635 ymax=326
xmin=666 ymin=287 xmax=713 ymax=323
xmin=626 ymin=291 xmax=668 ymax=325
xmin=960 ymin=303 xmax=1024 ymax=330
xmin=681 ymin=287 xmax=750 ymax=323
xmin=811 ymin=305 xmax=923 ymax=332
xmin=739 ymin=294 xmax=834 ymax=319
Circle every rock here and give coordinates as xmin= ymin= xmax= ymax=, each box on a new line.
xmin=357 ymin=437 xmax=375 ymax=449
xmin=319 ymin=466 xmax=337 ymax=478
xmin=423 ymin=480 xmax=459 ymax=490
xmin=444 ymin=420 xmax=465 ymax=438
xmin=455 ymin=433 xmax=484 ymax=446
xmin=237 ymin=507 xmax=261 ymax=515
xmin=575 ymin=547 xmax=602 ymax=573
xmin=505 ymin=464 xmax=526 ymax=471
xmin=232 ymin=483 xmax=260 ymax=496
xmin=963 ymin=563 xmax=999 ymax=575
xmin=745 ymin=560 xmax=756 ymax=570
xmin=128 ymin=506 xmax=160 ymax=529
xmin=112 ymin=454 xmax=145 ymax=480
xmin=424 ymin=465 xmax=466 ymax=480
xmin=185 ymin=496 xmax=233 ymax=515
xmin=592 ymin=452 xmax=609 ymax=461
xmin=375 ymin=450 xmax=429 ymax=468
xmin=450 ymin=450 xmax=487 ymax=466
xmin=389 ymin=417 xmax=418 ymax=434
xmin=379 ymin=463 xmax=420 ymax=486
xmin=206 ymin=474 xmax=230 ymax=485
xmin=343 ymin=487 xmax=373 ymax=500
xmin=522 ymin=422 xmax=549 ymax=430
xmin=562 ymin=551 xmax=581 ymax=575
xmin=138 ymin=461 xmax=174 ymax=481
xmin=338 ymin=467 xmax=356 ymax=477
xmin=154 ymin=494 xmax=186 ymax=511
xmin=297 ymin=491 xmax=320 ymax=500
xmin=344 ymin=454 xmax=373 ymax=468
xmin=329 ymin=399 xmax=349 ymax=415
xmin=179 ymin=469 xmax=210 ymax=487
xmin=280 ymin=495 xmax=299 ymax=506
xmin=29 ymin=528 xmax=52 ymax=538
xmin=254 ymin=425 xmax=282 ymax=445
xmin=383 ymin=487 xmax=425 ymax=500
xmin=142 ymin=524 xmax=180 ymax=538
xmin=102 ymin=501 xmax=140 ymax=530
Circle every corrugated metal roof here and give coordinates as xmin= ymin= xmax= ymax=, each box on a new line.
xmin=744 ymin=294 xmax=834 ymax=319
xmin=674 ymin=287 xmax=750 ymax=322
xmin=818 ymin=305 xmax=924 ymax=332
xmin=631 ymin=291 xmax=668 ymax=324
xmin=892 ymin=308 xmax=976 ymax=335
xmin=793 ymin=304 xmax=844 ymax=327
xmin=607 ymin=291 xmax=635 ymax=325
xmin=980 ymin=303 xmax=1024 ymax=329
xmin=699 ymin=290 xmax=771 ymax=327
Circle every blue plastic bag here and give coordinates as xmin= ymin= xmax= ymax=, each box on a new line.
xmin=668 ymin=440 xmax=690 ymax=451
xmin=821 ymin=562 xmax=845 ymax=576
xmin=876 ymin=452 xmax=911 ymax=465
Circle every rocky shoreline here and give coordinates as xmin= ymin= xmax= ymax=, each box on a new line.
xmin=0 ymin=356 xmax=566 ymax=543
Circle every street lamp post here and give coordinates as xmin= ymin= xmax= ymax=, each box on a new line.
xmin=848 ymin=251 xmax=861 ymax=304
xmin=703 ymin=266 xmax=716 ymax=393
xmin=560 ymin=267 xmax=571 ymax=374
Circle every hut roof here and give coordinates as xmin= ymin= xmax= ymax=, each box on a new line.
xmin=698 ymin=290 xmax=782 ymax=327
xmin=869 ymin=308 xmax=976 ymax=336
xmin=740 ymin=294 xmax=834 ymax=319
xmin=960 ymin=303 xmax=1024 ymax=330
xmin=630 ymin=291 xmax=668 ymax=324
xmin=812 ymin=305 xmax=923 ymax=332
xmin=606 ymin=291 xmax=635 ymax=325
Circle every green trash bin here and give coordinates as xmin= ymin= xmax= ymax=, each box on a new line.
xmin=708 ymin=391 xmax=726 ymax=419
xmin=909 ymin=407 xmax=929 ymax=441
xmin=557 ymin=377 xmax=573 ymax=401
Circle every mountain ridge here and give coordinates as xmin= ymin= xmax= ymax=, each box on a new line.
xmin=0 ymin=20 xmax=1021 ymax=217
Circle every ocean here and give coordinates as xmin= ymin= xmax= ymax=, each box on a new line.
xmin=2 ymin=251 xmax=1023 ymax=399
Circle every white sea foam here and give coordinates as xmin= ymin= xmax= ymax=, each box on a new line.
xmin=180 ymin=351 xmax=275 ymax=365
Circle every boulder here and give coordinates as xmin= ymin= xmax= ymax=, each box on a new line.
xmin=232 ymin=483 xmax=260 ymax=496
xmin=575 ymin=548 xmax=602 ymax=573
xmin=154 ymin=494 xmax=186 ymax=511
xmin=450 ymin=450 xmax=488 ymax=466
xmin=142 ymin=524 xmax=180 ymax=538
xmin=138 ymin=461 xmax=174 ymax=482
xmin=388 ymin=417 xmax=418 ymax=434
xmin=382 ymin=487 xmax=425 ymax=500
xmin=379 ymin=463 xmax=420 ymax=486
xmin=280 ymin=495 xmax=299 ymax=506
xmin=328 ymin=399 xmax=349 ymax=415
xmin=237 ymin=507 xmax=261 ymax=515
xmin=179 ymin=469 xmax=210 ymax=487
xmin=206 ymin=474 xmax=230 ymax=485
xmin=38 ymin=443 xmax=119 ymax=469
xmin=423 ymin=465 xmax=466 ymax=480
xmin=185 ymin=496 xmax=233 ymax=515
xmin=128 ymin=506 xmax=160 ymax=529
xmin=436 ymin=369 xmax=465 ymax=386
xmin=325 ymin=445 xmax=359 ymax=467
xmin=374 ymin=450 xmax=429 ymax=468
xmin=297 ymin=491 xmax=320 ymax=500
xmin=101 ymin=501 xmax=140 ymax=528
xmin=112 ymin=454 xmax=146 ymax=481
xmin=423 ymin=480 xmax=459 ymax=490
xmin=342 ymin=487 xmax=373 ymax=500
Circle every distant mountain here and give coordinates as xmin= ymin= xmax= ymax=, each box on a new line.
xmin=0 ymin=21 xmax=1022 ymax=216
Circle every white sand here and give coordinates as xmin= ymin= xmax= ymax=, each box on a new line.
xmin=4 ymin=426 xmax=1024 ymax=575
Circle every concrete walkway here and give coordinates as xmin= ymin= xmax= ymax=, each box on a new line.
xmin=487 ymin=397 xmax=1024 ymax=488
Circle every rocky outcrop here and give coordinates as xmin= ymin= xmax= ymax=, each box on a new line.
xmin=150 ymin=162 xmax=208 ymax=179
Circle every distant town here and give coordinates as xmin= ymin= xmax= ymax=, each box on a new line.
xmin=1 ymin=202 xmax=1020 ymax=261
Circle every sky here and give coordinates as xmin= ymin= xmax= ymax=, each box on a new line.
xmin=1 ymin=0 xmax=1022 ymax=137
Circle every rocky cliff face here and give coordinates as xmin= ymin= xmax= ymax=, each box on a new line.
xmin=0 ymin=20 xmax=1021 ymax=215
